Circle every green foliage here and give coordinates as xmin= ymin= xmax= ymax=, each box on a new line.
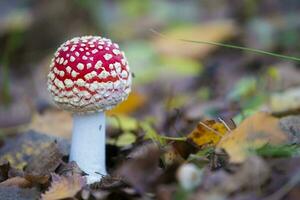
xmin=253 ymin=144 xmax=300 ymax=158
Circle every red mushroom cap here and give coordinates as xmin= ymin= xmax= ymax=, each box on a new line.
xmin=47 ymin=36 xmax=132 ymax=113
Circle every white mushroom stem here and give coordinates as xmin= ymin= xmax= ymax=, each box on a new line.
xmin=70 ymin=112 xmax=107 ymax=184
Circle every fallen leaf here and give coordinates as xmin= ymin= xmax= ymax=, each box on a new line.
xmin=41 ymin=173 xmax=86 ymax=200
xmin=28 ymin=109 xmax=72 ymax=139
xmin=25 ymin=141 xmax=64 ymax=184
xmin=153 ymin=20 xmax=237 ymax=58
xmin=107 ymin=91 xmax=147 ymax=115
xmin=0 ymin=176 xmax=31 ymax=188
xmin=217 ymin=112 xmax=288 ymax=162
xmin=187 ymin=120 xmax=229 ymax=148
xmin=0 ymin=130 xmax=69 ymax=170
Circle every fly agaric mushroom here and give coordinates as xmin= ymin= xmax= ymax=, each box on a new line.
xmin=47 ymin=36 xmax=132 ymax=184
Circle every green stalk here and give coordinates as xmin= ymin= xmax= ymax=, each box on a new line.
xmin=151 ymin=29 xmax=300 ymax=63
xmin=180 ymin=38 xmax=300 ymax=62
xmin=160 ymin=135 xmax=187 ymax=141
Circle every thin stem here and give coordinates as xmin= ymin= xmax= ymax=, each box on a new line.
xmin=150 ymin=29 xmax=300 ymax=63
xmin=180 ymin=38 xmax=300 ymax=62
xmin=160 ymin=135 xmax=187 ymax=141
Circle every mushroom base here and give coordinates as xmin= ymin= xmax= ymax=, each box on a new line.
xmin=70 ymin=112 xmax=107 ymax=184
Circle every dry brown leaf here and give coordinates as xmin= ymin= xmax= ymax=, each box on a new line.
xmin=41 ymin=174 xmax=86 ymax=200
xmin=28 ymin=109 xmax=72 ymax=138
xmin=24 ymin=141 xmax=64 ymax=184
xmin=153 ymin=20 xmax=237 ymax=58
xmin=107 ymin=91 xmax=146 ymax=115
xmin=0 ymin=177 xmax=31 ymax=188
xmin=217 ymin=112 xmax=288 ymax=162
xmin=187 ymin=120 xmax=229 ymax=148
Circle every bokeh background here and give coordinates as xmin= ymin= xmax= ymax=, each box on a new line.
xmin=1 ymin=0 xmax=300 ymax=140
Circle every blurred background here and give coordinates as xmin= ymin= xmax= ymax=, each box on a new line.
xmin=1 ymin=0 xmax=300 ymax=140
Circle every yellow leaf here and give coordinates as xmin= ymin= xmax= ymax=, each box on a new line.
xmin=41 ymin=174 xmax=86 ymax=200
xmin=217 ymin=112 xmax=288 ymax=163
xmin=153 ymin=20 xmax=237 ymax=58
xmin=107 ymin=91 xmax=146 ymax=115
xmin=187 ymin=120 xmax=229 ymax=148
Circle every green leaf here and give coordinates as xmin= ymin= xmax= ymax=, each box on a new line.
xmin=252 ymin=144 xmax=300 ymax=158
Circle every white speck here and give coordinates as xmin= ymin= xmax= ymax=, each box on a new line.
xmin=63 ymin=60 xmax=68 ymax=65
xmin=66 ymin=66 xmax=72 ymax=73
xmin=84 ymin=71 xmax=97 ymax=80
xmin=105 ymin=47 xmax=109 ymax=50
xmin=75 ymin=52 xmax=80 ymax=57
xmin=70 ymin=56 xmax=75 ymax=62
xmin=89 ymin=57 xmax=94 ymax=61
xmin=82 ymin=56 xmax=88 ymax=60
xmin=63 ymin=46 xmax=69 ymax=51
xmin=95 ymin=61 xmax=102 ymax=69
xmin=90 ymin=44 xmax=95 ymax=48
xmin=104 ymin=54 xmax=112 ymax=61
xmin=66 ymin=54 xmax=70 ymax=57
xmin=87 ymin=63 xmax=92 ymax=69
xmin=49 ymin=62 xmax=54 ymax=69
xmin=109 ymin=64 xmax=114 ymax=69
xmin=76 ymin=79 xmax=85 ymax=87
xmin=121 ymin=70 xmax=128 ymax=78
xmin=121 ymin=58 xmax=127 ymax=65
xmin=86 ymin=52 xmax=90 ymax=56
xmin=112 ymin=49 xmax=120 ymax=55
xmin=80 ymin=43 xmax=86 ymax=47
xmin=56 ymin=58 xmax=60 ymax=63
xmin=54 ymin=79 xmax=65 ymax=89
xmin=48 ymin=72 xmax=55 ymax=80
xmin=53 ymin=67 xmax=59 ymax=74
xmin=114 ymin=43 xmax=119 ymax=48
xmin=114 ymin=62 xmax=121 ymax=69
xmin=70 ymin=46 xmax=76 ymax=51
xmin=98 ymin=70 xmax=110 ymax=79
xmin=92 ymin=49 xmax=98 ymax=54
xmin=59 ymin=71 xmax=65 ymax=77
xmin=111 ymin=71 xmax=117 ymax=77
xmin=73 ymin=87 xmax=79 ymax=93
xmin=85 ymin=47 xmax=89 ymax=50
xmin=71 ymin=70 xmax=79 ymax=78
xmin=59 ymin=57 xmax=64 ymax=64
xmin=64 ymin=79 xmax=74 ymax=88
xmin=79 ymin=48 xmax=84 ymax=52
xmin=98 ymin=46 xmax=103 ymax=50
xmin=77 ymin=63 xmax=84 ymax=70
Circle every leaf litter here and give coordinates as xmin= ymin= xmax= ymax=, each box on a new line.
xmin=2 ymin=2 xmax=300 ymax=199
